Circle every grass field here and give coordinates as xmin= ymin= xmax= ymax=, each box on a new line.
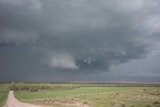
xmin=14 ymin=83 xmax=160 ymax=107
xmin=0 ymin=83 xmax=160 ymax=107
xmin=0 ymin=84 xmax=9 ymax=107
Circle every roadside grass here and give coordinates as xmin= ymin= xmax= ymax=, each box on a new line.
xmin=15 ymin=87 xmax=130 ymax=106
xmin=0 ymin=84 xmax=9 ymax=107
xmin=1 ymin=83 xmax=160 ymax=107
xmin=15 ymin=87 xmax=133 ymax=101
xmin=15 ymin=86 xmax=160 ymax=107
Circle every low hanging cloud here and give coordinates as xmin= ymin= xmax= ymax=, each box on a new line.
xmin=41 ymin=53 xmax=78 ymax=70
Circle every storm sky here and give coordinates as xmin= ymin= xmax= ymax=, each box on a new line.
xmin=0 ymin=0 xmax=160 ymax=82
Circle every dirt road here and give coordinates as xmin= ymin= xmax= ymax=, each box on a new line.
xmin=4 ymin=91 xmax=90 ymax=107
xmin=4 ymin=91 xmax=50 ymax=107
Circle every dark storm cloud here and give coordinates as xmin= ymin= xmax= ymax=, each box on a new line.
xmin=0 ymin=0 xmax=41 ymax=44
xmin=0 ymin=0 xmax=160 ymax=75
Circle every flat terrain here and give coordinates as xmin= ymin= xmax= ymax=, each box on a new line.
xmin=0 ymin=83 xmax=160 ymax=107
xmin=0 ymin=84 xmax=8 ymax=107
xmin=4 ymin=91 xmax=51 ymax=107
xmin=15 ymin=87 xmax=160 ymax=107
xmin=4 ymin=90 xmax=89 ymax=107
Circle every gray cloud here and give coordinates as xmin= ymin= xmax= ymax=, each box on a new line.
xmin=129 ymin=72 xmax=160 ymax=77
xmin=0 ymin=0 xmax=160 ymax=81
xmin=0 ymin=0 xmax=41 ymax=45
xmin=0 ymin=29 xmax=38 ymax=45
xmin=41 ymin=53 xmax=78 ymax=70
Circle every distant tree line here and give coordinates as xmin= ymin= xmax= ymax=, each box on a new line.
xmin=9 ymin=82 xmax=160 ymax=91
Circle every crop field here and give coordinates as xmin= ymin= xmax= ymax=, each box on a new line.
xmin=0 ymin=83 xmax=160 ymax=107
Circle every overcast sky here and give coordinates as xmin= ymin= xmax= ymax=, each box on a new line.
xmin=0 ymin=0 xmax=160 ymax=83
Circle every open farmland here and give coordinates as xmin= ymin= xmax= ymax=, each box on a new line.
xmin=1 ymin=83 xmax=159 ymax=107
xmin=0 ymin=84 xmax=9 ymax=107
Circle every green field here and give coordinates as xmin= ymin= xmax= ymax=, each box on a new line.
xmin=0 ymin=84 xmax=9 ymax=107
xmin=0 ymin=83 xmax=160 ymax=107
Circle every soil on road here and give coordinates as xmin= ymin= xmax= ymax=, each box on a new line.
xmin=4 ymin=91 xmax=51 ymax=107
xmin=3 ymin=91 xmax=90 ymax=107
